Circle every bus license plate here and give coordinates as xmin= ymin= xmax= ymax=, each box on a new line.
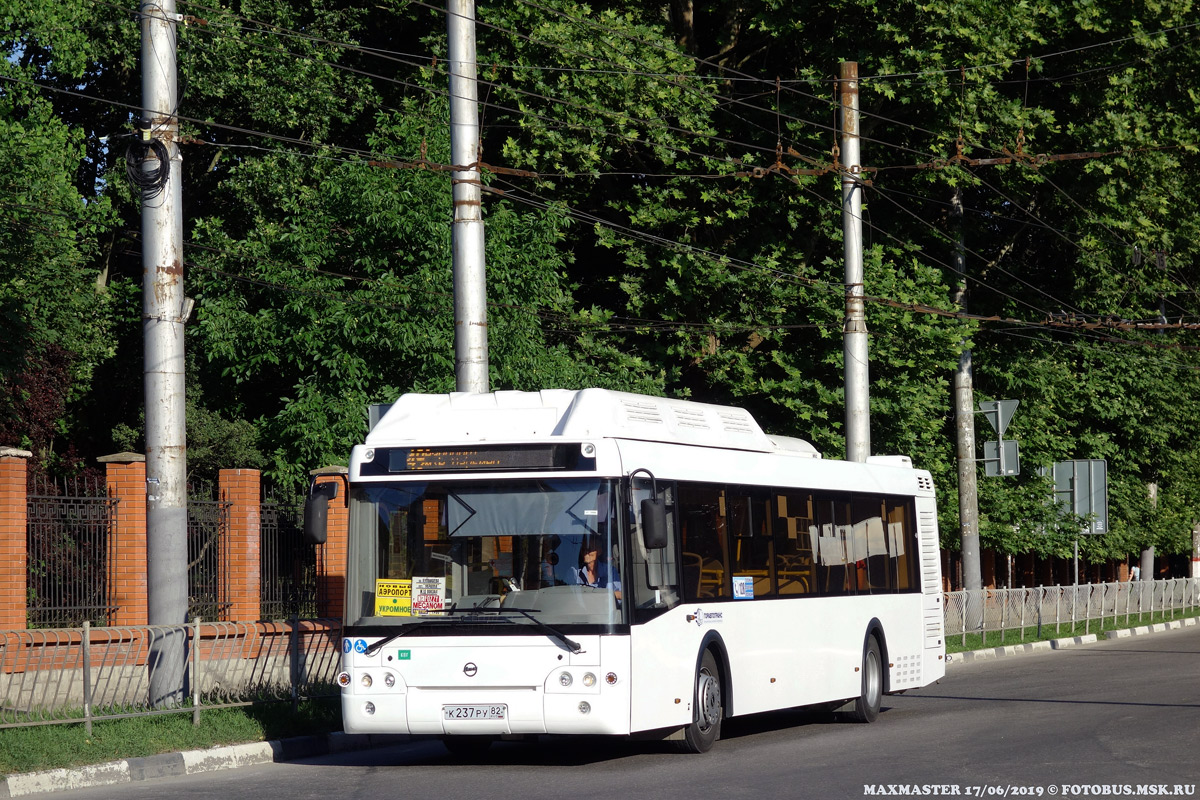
xmin=443 ymin=704 xmax=506 ymax=720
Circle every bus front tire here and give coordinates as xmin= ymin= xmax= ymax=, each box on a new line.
xmin=850 ymin=636 xmax=883 ymax=723
xmin=681 ymin=649 xmax=722 ymax=753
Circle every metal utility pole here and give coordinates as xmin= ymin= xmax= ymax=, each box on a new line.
xmin=139 ymin=0 xmax=188 ymax=706
xmin=951 ymin=187 xmax=982 ymax=628
xmin=447 ymin=0 xmax=489 ymax=394
xmin=840 ymin=62 xmax=869 ymax=463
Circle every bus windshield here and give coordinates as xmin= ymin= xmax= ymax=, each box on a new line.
xmin=346 ymin=478 xmax=624 ymax=628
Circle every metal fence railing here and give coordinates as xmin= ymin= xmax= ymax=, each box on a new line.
xmin=4 ymin=579 xmax=1197 ymax=732
xmin=944 ymin=577 xmax=1200 ymax=647
xmin=187 ymin=494 xmax=231 ymax=622
xmin=260 ymin=501 xmax=319 ymax=620
xmin=0 ymin=619 xmax=342 ymax=732
xmin=26 ymin=478 xmax=118 ymax=628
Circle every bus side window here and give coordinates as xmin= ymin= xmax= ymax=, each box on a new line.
xmin=729 ymin=489 xmax=773 ymax=598
xmin=887 ymin=499 xmax=915 ymax=591
xmin=851 ymin=496 xmax=890 ymax=594
xmin=678 ymin=483 xmax=727 ymax=600
xmin=814 ymin=497 xmax=854 ymax=595
xmin=773 ymin=491 xmax=813 ymax=595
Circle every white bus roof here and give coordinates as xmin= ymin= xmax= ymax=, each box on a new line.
xmin=367 ymin=388 xmax=822 ymax=458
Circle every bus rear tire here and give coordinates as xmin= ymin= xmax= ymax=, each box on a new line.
xmin=680 ymin=649 xmax=722 ymax=753
xmin=443 ymin=735 xmax=493 ymax=758
xmin=850 ymin=636 xmax=882 ymax=723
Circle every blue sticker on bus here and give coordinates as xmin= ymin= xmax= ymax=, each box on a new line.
xmin=354 ymin=639 xmax=368 ymax=654
xmin=343 ymin=639 xmax=352 ymax=654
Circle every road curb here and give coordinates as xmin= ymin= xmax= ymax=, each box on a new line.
xmin=946 ymin=615 xmax=1199 ymax=667
xmin=0 ymin=732 xmax=409 ymax=798
xmin=1050 ymin=633 xmax=1098 ymax=649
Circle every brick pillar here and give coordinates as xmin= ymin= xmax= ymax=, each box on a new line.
xmin=100 ymin=453 xmax=148 ymax=626
xmin=0 ymin=448 xmax=32 ymax=630
xmin=312 ymin=467 xmax=349 ymax=620
xmin=219 ymin=469 xmax=261 ymax=622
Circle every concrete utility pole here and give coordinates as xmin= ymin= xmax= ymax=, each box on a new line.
xmin=1143 ymin=485 xmax=1157 ymax=583
xmin=1192 ymin=522 xmax=1200 ymax=579
xmin=951 ymin=187 xmax=982 ymax=629
xmin=447 ymin=0 xmax=489 ymax=393
xmin=139 ymin=0 xmax=188 ymax=707
xmin=840 ymin=62 xmax=869 ymax=463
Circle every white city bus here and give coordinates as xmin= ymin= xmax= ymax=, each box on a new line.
xmin=308 ymin=389 xmax=945 ymax=754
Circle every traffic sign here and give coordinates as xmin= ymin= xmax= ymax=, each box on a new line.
xmin=983 ymin=439 xmax=1020 ymax=477
xmin=979 ymin=399 xmax=1018 ymax=436
xmin=1045 ymin=459 xmax=1108 ymax=534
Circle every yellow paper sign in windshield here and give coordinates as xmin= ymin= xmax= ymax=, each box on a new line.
xmin=375 ymin=579 xmax=412 ymax=616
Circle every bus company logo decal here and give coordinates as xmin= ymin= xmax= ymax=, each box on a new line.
xmin=686 ymin=608 xmax=724 ymax=627
xmin=463 ymin=662 xmax=478 ymax=677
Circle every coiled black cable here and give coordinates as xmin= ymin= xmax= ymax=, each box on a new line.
xmin=125 ymin=136 xmax=171 ymax=199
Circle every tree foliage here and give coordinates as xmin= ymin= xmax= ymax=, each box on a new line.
xmin=4 ymin=0 xmax=1200 ymax=560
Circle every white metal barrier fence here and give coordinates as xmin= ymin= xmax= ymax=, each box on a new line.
xmin=4 ymin=581 xmax=1199 ymax=730
xmin=0 ymin=619 xmax=341 ymax=732
xmin=944 ymin=577 xmax=1200 ymax=647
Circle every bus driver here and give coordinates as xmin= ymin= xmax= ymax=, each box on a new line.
xmin=575 ymin=535 xmax=621 ymax=600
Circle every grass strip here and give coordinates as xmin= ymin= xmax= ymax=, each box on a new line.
xmin=946 ymin=607 xmax=1197 ymax=653
xmin=0 ymin=698 xmax=341 ymax=778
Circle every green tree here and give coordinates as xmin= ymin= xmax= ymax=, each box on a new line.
xmin=0 ymin=55 xmax=119 ymax=473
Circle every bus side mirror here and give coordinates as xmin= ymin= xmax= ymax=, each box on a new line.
xmin=303 ymin=482 xmax=340 ymax=545
xmin=641 ymin=497 xmax=667 ymax=550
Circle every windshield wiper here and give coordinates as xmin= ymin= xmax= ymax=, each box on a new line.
xmin=445 ymin=605 xmax=581 ymax=653
xmin=364 ymin=625 xmax=424 ymax=656
xmin=499 ymin=607 xmax=583 ymax=654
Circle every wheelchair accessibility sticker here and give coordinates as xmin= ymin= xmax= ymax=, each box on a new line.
xmin=344 ymin=639 xmax=368 ymax=654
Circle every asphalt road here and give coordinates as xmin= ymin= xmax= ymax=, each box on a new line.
xmin=47 ymin=626 xmax=1200 ymax=800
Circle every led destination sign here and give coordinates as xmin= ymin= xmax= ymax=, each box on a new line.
xmin=395 ymin=446 xmax=550 ymax=472
xmin=359 ymin=444 xmax=596 ymax=476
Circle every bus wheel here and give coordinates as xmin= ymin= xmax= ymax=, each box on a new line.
xmin=681 ymin=649 xmax=722 ymax=753
xmin=850 ymin=636 xmax=882 ymax=723
xmin=443 ymin=735 xmax=493 ymax=758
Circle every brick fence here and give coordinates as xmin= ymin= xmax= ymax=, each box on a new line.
xmin=0 ymin=449 xmax=349 ymax=629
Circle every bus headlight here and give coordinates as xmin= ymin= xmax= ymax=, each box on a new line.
xmin=582 ymin=672 xmax=596 ymax=687
xmin=337 ymin=672 xmax=351 ymax=688
xmin=578 ymin=701 xmax=591 ymax=714
xmin=384 ymin=673 xmax=396 ymax=687
xmin=559 ymin=671 xmax=573 ymax=687
xmin=361 ymin=673 xmax=373 ymax=688
xmin=364 ymin=701 xmax=375 ymax=715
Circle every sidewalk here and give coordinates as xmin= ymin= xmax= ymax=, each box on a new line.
xmin=945 ymin=615 xmax=1198 ymax=665
xmin=3 ymin=615 xmax=1197 ymax=797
